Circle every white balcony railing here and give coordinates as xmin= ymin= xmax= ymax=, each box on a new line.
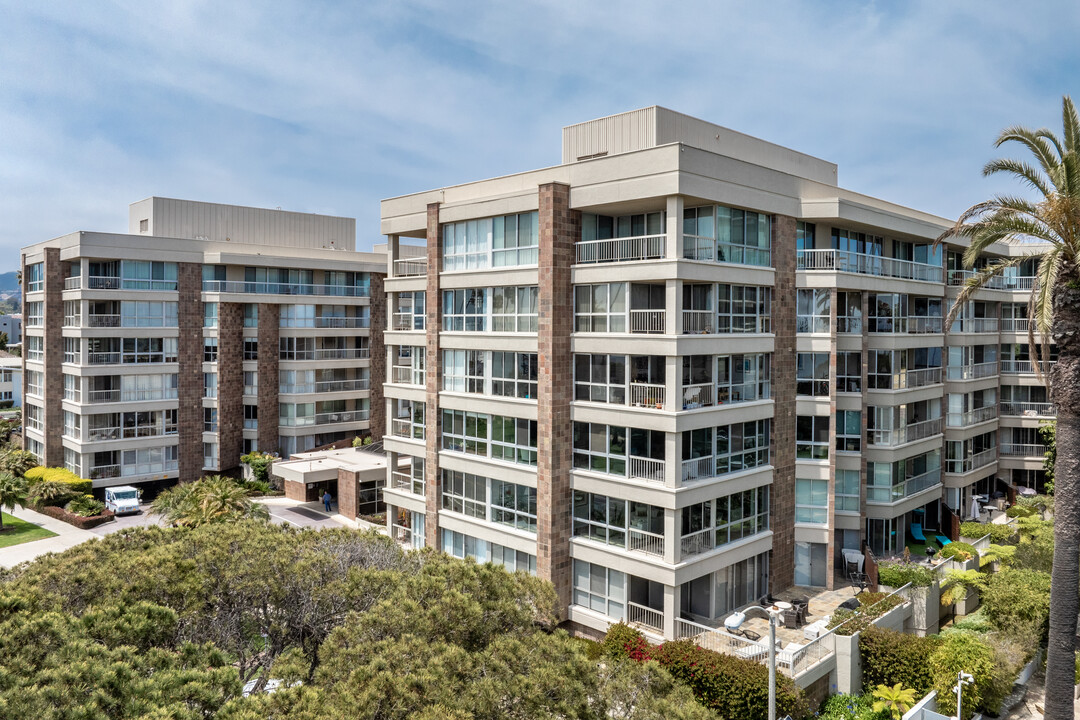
xmin=392 ymin=366 xmax=423 ymax=385
xmin=393 ymin=312 xmax=424 ymax=331
xmin=88 ymin=352 xmax=121 ymax=365
xmin=576 ymin=235 xmax=665 ymax=264
xmin=947 ymin=448 xmax=997 ymax=474
xmin=626 ymin=601 xmax=665 ymax=632
xmin=680 ymin=527 xmax=713 ymax=557
xmin=947 ymin=271 xmax=1037 ymax=290
xmin=866 ymin=468 xmax=942 ymax=503
xmin=87 ymin=389 xmax=121 ymax=403
xmin=1000 ymin=443 xmax=1047 ymax=457
xmin=87 ymin=276 xmax=121 ymax=289
xmin=681 ymin=456 xmax=714 ymax=483
xmin=279 ymin=410 xmax=370 ymax=427
xmin=1000 ymin=360 xmax=1056 ymax=374
xmin=281 ymin=348 xmax=370 ymax=361
xmin=1000 ymin=401 xmax=1055 ymax=416
xmin=683 ymin=235 xmax=771 ymax=266
xmin=946 ymin=361 xmax=998 ymax=380
xmin=682 ymin=309 xmax=712 ymax=334
xmin=627 ymin=529 xmax=665 ymax=558
xmin=314 ymin=316 xmax=370 ymax=329
xmin=628 ymin=456 xmax=664 ymax=484
xmin=393 ymin=257 xmax=428 ymax=277
xmin=86 ymin=314 xmax=121 ymax=328
xmin=868 ymin=417 xmax=944 ymax=447
xmin=629 ymin=309 xmax=665 ymax=334
xmin=202 ymin=280 xmax=371 ymax=297
xmin=64 ymin=276 xmax=82 ymax=290
xmin=953 ymin=317 xmax=999 ymax=333
xmin=946 ymin=405 xmax=997 ymax=427
xmin=391 ymin=470 xmax=425 ymax=495
xmin=629 ymin=383 xmax=665 ymax=409
xmin=1001 ymin=318 xmax=1030 ymax=332
xmin=392 ymin=418 xmax=423 ymax=440
xmin=797 ymin=249 xmax=942 ymax=282
xmin=682 ymin=383 xmax=713 ymax=409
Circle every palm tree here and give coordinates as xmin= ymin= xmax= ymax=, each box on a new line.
xmin=872 ymin=683 xmax=917 ymax=720
xmin=0 ymin=472 xmax=28 ymax=530
xmin=939 ymin=568 xmax=987 ymax=606
xmin=936 ymin=95 xmax=1080 ymax=720
xmin=151 ymin=474 xmax=269 ymax=527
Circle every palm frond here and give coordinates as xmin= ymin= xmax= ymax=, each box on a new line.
xmin=995 ymin=126 xmax=1063 ymax=179
xmin=944 ymin=258 xmax=1024 ymax=328
xmin=1063 ymin=96 xmax=1080 ymax=155
xmin=983 ymin=158 xmax=1053 ymax=198
xmin=1028 ymin=249 xmax=1061 ymax=387
xmin=1036 ymin=129 xmax=1066 ymax=162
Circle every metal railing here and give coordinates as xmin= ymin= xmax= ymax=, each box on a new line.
xmin=946 ymin=361 xmax=998 ymax=380
xmin=629 ymin=383 xmax=665 ymax=409
xmin=682 ymin=309 xmax=712 ymax=333
xmin=393 ymin=257 xmax=428 ymax=277
xmin=868 ymin=417 xmax=943 ymax=446
xmin=682 ymin=383 xmax=713 ymax=409
xmin=391 ymin=418 xmax=424 ymax=440
xmin=947 ymin=271 xmax=1037 ymax=290
xmin=797 ymin=249 xmax=942 ymax=282
xmin=202 ymin=280 xmax=371 ymax=297
xmin=314 ymin=316 xmax=370 ymax=328
xmin=576 ymin=234 xmax=666 ymax=264
xmin=1000 ymin=360 xmax=1056 ymax=374
xmin=868 ymin=316 xmax=943 ymax=334
xmin=392 ymin=366 xmax=424 ymax=385
xmin=87 ymin=389 xmax=121 ymax=403
xmin=627 ymin=602 xmax=665 ymax=632
xmin=391 ymin=470 xmax=425 ymax=495
xmin=681 ymin=456 xmax=714 ymax=483
xmin=628 ymin=456 xmax=664 ymax=483
xmin=279 ymin=379 xmax=370 ymax=394
xmin=280 ymin=348 xmax=370 ymax=361
xmin=1000 ymin=443 xmax=1047 ymax=457
xmin=87 ymin=276 xmax=121 ymax=289
xmin=629 ymin=309 xmax=666 ymax=334
xmin=64 ymin=276 xmax=82 ymax=290
xmin=953 ymin=317 xmax=999 ymax=333
xmin=946 ymin=448 xmax=997 ymax=474
xmin=89 ymin=464 xmax=121 ymax=479
xmin=866 ymin=468 xmax=942 ymax=503
xmin=946 ymin=405 xmax=997 ymax=427
xmin=627 ymin=528 xmax=665 ymax=557
xmin=1000 ymin=401 xmax=1055 ymax=416
xmin=88 ymin=352 xmax=121 ymax=365
xmin=680 ymin=527 xmax=713 ymax=556
xmin=87 ymin=314 xmax=121 ymax=328
xmin=392 ymin=312 xmax=424 ymax=331
xmin=1000 ymin=318 xmax=1030 ymax=332
xmin=279 ymin=410 xmax=370 ymax=427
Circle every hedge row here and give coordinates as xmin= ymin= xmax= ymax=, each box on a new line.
xmin=958 ymin=521 xmax=1017 ymax=545
xmin=602 ymin=623 xmax=811 ymax=720
xmin=24 ymin=467 xmax=92 ymax=494
xmin=877 ymin=561 xmax=935 ymax=588
xmin=34 ymin=504 xmax=115 ymax=530
xmin=827 ymin=591 xmax=905 ymax=636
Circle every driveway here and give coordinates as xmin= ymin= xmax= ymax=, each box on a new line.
xmin=91 ymin=505 xmax=162 ymax=535
xmin=256 ymin=497 xmax=384 ymax=533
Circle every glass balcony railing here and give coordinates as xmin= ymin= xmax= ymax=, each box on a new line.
xmin=202 ymin=280 xmax=370 ymax=297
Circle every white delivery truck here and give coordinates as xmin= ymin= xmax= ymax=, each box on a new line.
xmin=104 ymin=486 xmax=141 ymax=515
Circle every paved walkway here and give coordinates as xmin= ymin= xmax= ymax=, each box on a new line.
xmin=255 ymin=497 xmax=385 ymax=533
xmin=0 ymin=506 xmax=99 ymax=569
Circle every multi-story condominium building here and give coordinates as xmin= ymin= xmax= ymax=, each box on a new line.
xmin=21 ymin=198 xmax=387 ymax=492
xmin=0 ymin=350 xmax=22 ymax=408
xmin=378 ymin=106 xmax=1050 ymax=641
xmin=0 ymin=314 xmax=23 ymax=346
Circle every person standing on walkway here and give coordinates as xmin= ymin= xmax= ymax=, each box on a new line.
xmin=322 ymin=490 xmax=332 ymax=512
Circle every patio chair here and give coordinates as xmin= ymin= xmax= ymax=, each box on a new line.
xmin=742 ymin=629 xmax=761 ymax=642
xmin=839 ymin=597 xmax=861 ymax=611
xmin=936 ymin=535 xmax=952 ymax=547
xmin=783 ymin=609 xmax=799 ymax=629
xmin=910 ymin=523 xmax=927 ymax=542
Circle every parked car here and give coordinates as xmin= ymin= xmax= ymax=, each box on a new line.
xmin=104 ymin=486 xmax=141 ymax=515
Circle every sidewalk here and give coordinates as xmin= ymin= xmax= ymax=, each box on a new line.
xmin=256 ymin=497 xmax=386 ymax=533
xmin=0 ymin=507 xmax=99 ymax=569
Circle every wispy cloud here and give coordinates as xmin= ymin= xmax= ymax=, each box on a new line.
xmin=1 ymin=0 xmax=1077 ymax=267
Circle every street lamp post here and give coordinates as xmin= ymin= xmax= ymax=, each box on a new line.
xmin=725 ymin=602 xmax=791 ymax=720
xmin=953 ymin=671 xmax=973 ymax=720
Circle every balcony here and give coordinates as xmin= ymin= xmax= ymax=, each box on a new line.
xmin=866 ymin=468 xmax=942 ymax=503
xmin=946 ymin=405 xmax=998 ymax=427
xmin=947 ymin=448 xmax=997 ymax=474
xmin=279 ymin=410 xmax=370 ymax=428
xmin=279 ymin=379 xmax=371 ymax=394
xmin=682 ymin=309 xmax=712 ymax=334
xmin=392 ymin=366 xmax=424 ymax=385
xmin=952 ymin=318 xmax=999 ymax=333
xmin=393 ymin=257 xmax=428 ymax=277
xmin=873 ymin=367 xmax=943 ymax=390
xmin=682 ymin=383 xmax=713 ymax=410
xmin=947 ymin=271 xmax=1037 ymax=291
xmin=1000 ymin=360 xmax=1055 ymax=374
xmin=797 ymin=249 xmax=942 ymax=283
xmin=868 ymin=417 xmax=944 ymax=447
xmin=202 ymin=280 xmax=370 ymax=297
xmin=627 ymin=528 xmax=665 ymax=558
xmin=392 ymin=418 xmax=424 ymax=441
xmin=868 ymin=317 xmax=943 ymax=334
xmin=683 ymin=236 xmax=772 ymax=267
xmin=626 ymin=602 xmax=665 ymax=633
xmin=88 ymin=352 xmax=121 ymax=365
xmin=281 ymin=348 xmax=371 ymax=361
xmin=392 ymin=313 xmax=424 ymax=331
xmin=680 ymin=527 xmax=712 ymax=557
xmin=681 ymin=456 xmax=714 ymax=483
xmin=576 ymin=235 xmax=665 ymax=264
xmin=89 ymin=464 xmax=121 ymax=480
xmin=391 ymin=470 xmax=425 ymax=495
xmin=1000 ymin=401 xmax=1055 ymax=417
xmin=86 ymin=314 xmax=121 ymax=328
xmin=946 ymin=362 xmax=997 ymax=380
xmin=1001 ymin=318 xmax=1029 ymax=332
xmin=1000 ymin=443 xmax=1047 ymax=457
xmin=314 ymin=316 xmax=370 ymax=329
xmin=64 ymin=276 xmax=82 ymax=290
xmin=628 ymin=456 xmax=665 ymax=484
xmin=87 ymin=276 xmax=121 ymax=290
xmin=629 ymin=383 xmax=665 ymax=409
xmin=629 ymin=309 xmax=665 ymax=334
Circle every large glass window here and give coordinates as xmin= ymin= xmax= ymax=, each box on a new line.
xmin=796 ymin=415 xmax=830 ymax=459
xmin=837 ymin=352 xmax=862 ymax=393
xmin=121 ymin=301 xmax=177 ymax=328
xmin=716 ymin=354 xmax=771 ymax=404
xmin=491 ymin=352 xmax=537 ymax=398
xmin=121 ymin=260 xmax=177 ymax=290
xmin=441 ymin=411 xmax=537 ymax=467
xmin=572 ymin=559 xmax=625 ymax=619
xmin=443 ymin=289 xmax=488 ymax=331
xmin=837 ymin=292 xmax=863 ymax=332
xmin=491 ymin=286 xmax=538 ymax=332
xmin=574 ymin=283 xmax=627 ymax=333
xmin=442 ymin=350 xmax=485 ymax=393
xmin=121 ymin=338 xmax=178 ymax=364
xmin=573 ymin=491 xmax=664 ymax=550
xmin=717 ymin=285 xmax=770 ymax=333
xmin=280 ymin=305 xmax=316 ymax=328
xmin=836 ymin=410 xmax=861 ymax=452
xmin=441 ymin=470 xmax=486 ymax=519
xmin=796 ymin=478 xmax=828 ymax=523
xmin=796 ymin=353 xmax=829 ymax=396
xmin=574 ymin=423 xmax=627 ymax=476
xmin=25 ymin=263 xmax=43 ymax=292
xmin=26 ymin=302 xmax=43 ymax=326
xmin=443 ymin=212 xmax=539 ymax=271
xmin=836 ymin=469 xmax=860 ymax=512
xmin=574 ymin=354 xmax=626 ymax=403
xmin=442 ymin=529 xmax=537 ymax=575
xmin=683 ymin=205 xmax=772 ymax=266
xmin=797 ymin=289 xmax=830 ymax=333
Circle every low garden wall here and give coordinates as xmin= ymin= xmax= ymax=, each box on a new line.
xmin=34 ymin=504 xmax=115 ymax=529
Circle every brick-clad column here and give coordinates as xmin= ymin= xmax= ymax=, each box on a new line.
xmin=368 ymin=272 xmax=387 ymax=440
xmin=337 ymin=468 xmax=358 ymax=520
xmin=42 ymin=248 xmax=64 ymax=467
xmin=257 ymin=303 xmax=280 ymax=455
xmin=424 ymin=203 xmax=442 ymax=548
xmin=218 ymin=302 xmax=244 ymax=471
xmin=177 ymin=263 xmax=204 ymax=482
xmin=825 ymin=287 xmax=839 ymax=589
xmin=769 ymin=215 xmax=798 ymax=592
xmin=537 ymin=182 xmax=577 ymax=613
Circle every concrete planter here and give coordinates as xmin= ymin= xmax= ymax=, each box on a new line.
xmin=881 ymin=582 xmax=939 ymax=636
xmin=834 ymin=631 xmax=861 ymax=695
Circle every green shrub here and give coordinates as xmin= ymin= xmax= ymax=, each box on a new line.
xmin=948 ymin=610 xmax=992 ymax=633
xmin=940 ymin=541 xmax=977 ymax=562
xmin=980 ymin=568 xmax=1051 ymax=639
xmin=819 ymin=692 xmax=889 ymax=720
xmin=599 ymin=622 xmax=650 ymax=662
xmin=877 ymin=562 xmax=935 ymax=588
xmin=859 ymin=626 xmax=939 ymax=695
xmin=929 ymin=632 xmax=1003 ymax=718
xmin=239 ymin=452 xmax=274 ymax=484
xmin=1006 ymin=505 xmax=1035 ymax=518
xmin=828 ymin=592 xmax=906 ymax=636
xmin=240 ymin=479 xmax=272 ymax=495
xmin=65 ymin=494 xmax=105 ymax=517
xmin=24 ymin=466 xmax=92 ymax=494
xmin=959 ymin=522 xmax=1017 ymax=545
xmin=28 ymin=480 xmax=78 ymax=507
xmin=652 ymin=639 xmax=810 ymax=720
xmin=352 ymin=436 xmax=363 ymax=448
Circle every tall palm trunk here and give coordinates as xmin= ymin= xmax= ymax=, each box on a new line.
xmin=1047 ymin=275 xmax=1080 ymax=720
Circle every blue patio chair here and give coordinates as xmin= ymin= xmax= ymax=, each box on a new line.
xmin=936 ymin=535 xmax=952 ymax=546
xmin=910 ymin=523 xmax=927 ymax=542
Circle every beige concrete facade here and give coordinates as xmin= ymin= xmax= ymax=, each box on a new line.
xmin=379 ymin=106 xmax=1050 ymax=640
xmin=21 ymin=198 xmax=387 ymax=490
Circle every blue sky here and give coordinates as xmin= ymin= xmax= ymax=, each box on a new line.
xmin=2 ymin=0 xmax=1079 ymax=270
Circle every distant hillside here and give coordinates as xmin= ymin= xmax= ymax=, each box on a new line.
xmin=0 ymin=272 xmax=18 ymax=293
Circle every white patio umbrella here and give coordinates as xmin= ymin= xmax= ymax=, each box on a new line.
xmin=969 ymin=497 xmax=980 ymax=521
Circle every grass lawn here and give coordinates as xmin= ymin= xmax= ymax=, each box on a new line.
xmin=0 ymin=512 xmax=58 ymax=548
